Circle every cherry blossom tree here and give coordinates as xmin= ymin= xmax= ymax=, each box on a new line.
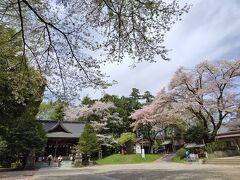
xmin=132 ymin=60 xmax=240 ymax=146
xmin=131 ymin=89 xmax=179 ymax=152
xmin=0 ymin=0 xmax=189 ymax=99
xmin=168 ymin=60 xmax=240 ymax=142
xmin=65 ymin=101 xmax=122 ymax=146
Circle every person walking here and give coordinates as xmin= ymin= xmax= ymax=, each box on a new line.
xmin=47 ymin=154 xmax=53 ymax=166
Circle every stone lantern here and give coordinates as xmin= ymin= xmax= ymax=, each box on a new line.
xmin=74 ymin=149 xmax=82 ymax=167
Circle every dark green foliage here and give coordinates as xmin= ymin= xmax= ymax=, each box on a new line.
xmin=164 ymin=124 xmax=186 ymax=140
xmin=130 ymin=88 xmax=141 ymax=100
xmin=129 ymin=88 xmax=142 ymax=109
xmin=49 ymin=104 xmax=65 ymax=121
xmin=100 ymin=94 xmax=138 ymax=136
xmin=81 ymin=96 xmax=95 ymax=106
xmin=0 ymin=137 xmax=7 ymax=156
xmin=0 ymin=117 xmax=47 ymax=166
xmin=205 ymin=141 xmax=226 ymax=153
xmin=142 ymin=91 xmax=154 ymax=104
xmin=38 ymin=99 xmax=68 ymax=120
xmin=0 ymin=26 xmax=46 ymax=166
xmin=185 ymin=125 xmax=209 ymax=144
xmin=78 ymin=124 xmax=100 ymax=155
xmin=100 ymin=89 xmax=152 ymax=138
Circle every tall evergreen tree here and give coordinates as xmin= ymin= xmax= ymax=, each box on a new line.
xmin=77 ymin=124 xmax=100 ymax=165
xmin=0 ymin=25 xmax=47 ymax=166
xmin=142 ymin=91 xmax=154 ymax=104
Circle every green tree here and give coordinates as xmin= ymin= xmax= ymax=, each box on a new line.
xmin=0 ymin=25 xmax=47 ymax=167
xmin=117 ymin=132 xmax=136 ymax=154
xmin=129 ymin=88 xmax=142 ymax=111
xmin=100 ymin=90 xmax=154 ymax=138
xmin=184 ymin=125 xmax=209 ymax=144
xmin=78 ymin=124 xmax=100 ymax=162
xmin=0 ymin=137 xmax=7 ymax=156
xmin=142 ymin=91 xmax=154 ymax=104
xmin=38 ymin=99 xmax=68 ymax=120
xmin=49 ymin=104 xmax=65 ymax=121
xmin=100 ymin=94 xmax=142 ymax=137
xmin=81 ymin=96 xmax=95 ymax=106
xmin=37 ymin=101 xmax=54 ymax=119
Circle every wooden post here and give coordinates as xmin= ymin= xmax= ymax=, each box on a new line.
xmin=54 ymin=140 xmax=58 ymax=159
xmin=66 ymin=144 xmax=69 ymax=156
xmin=235 ymin=139 xmax=240 ymax=150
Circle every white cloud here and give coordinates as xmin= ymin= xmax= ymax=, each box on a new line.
xmin=81 ymin=0 xmax=240 ymax=101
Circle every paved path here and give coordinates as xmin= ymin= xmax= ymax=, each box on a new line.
xmin=1 ymin=161 xmax=240 ymax=180
xmin=156 ymin=153 xmax=176 ymax=162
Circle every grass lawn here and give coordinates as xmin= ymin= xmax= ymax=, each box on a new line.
xmin=96 ymin=154 xmax=161 ymax=165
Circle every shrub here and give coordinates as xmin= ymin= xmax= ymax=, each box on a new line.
xmin=172 ymin=155 xmax=185 ymax=163
xmin=205 ymin=141 xmax=226 ymax=153
xmin=117 ymin=132 xmax=136 ymax=154
xmin=176 ymin=148 xmax=186 ymax=159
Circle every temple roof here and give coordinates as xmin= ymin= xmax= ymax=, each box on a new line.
xmin=216 ymin=119 xmax=240 ymax=139
xmin=39 ymin=120 xmax=84 ymax=139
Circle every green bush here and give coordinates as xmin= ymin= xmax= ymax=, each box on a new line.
xmin=176 ymin=148 xmax=186 ymax=159
xmin=205 ymin=141 xmax=226 ymax=153
xmin=172 ymin=155 xmax=185 ymax=163
xmin=117 ymin=132 xmax=136 ymax=154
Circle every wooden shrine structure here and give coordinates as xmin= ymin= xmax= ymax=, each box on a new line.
xmin=39 ymin=120 xmax=84 ymax=158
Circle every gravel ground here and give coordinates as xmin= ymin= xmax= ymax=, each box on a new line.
xmin=1 ymin=162 xmax=240 ymax=180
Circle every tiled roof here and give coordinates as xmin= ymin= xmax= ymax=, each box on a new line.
xmin=217 ymin=119 xmax=240 ymax=134
xmin=38 ymin=120 xmax=84 ymax=138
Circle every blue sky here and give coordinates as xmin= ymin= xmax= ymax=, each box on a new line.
xmin=80 ymin=0 xmax=240 ymax=100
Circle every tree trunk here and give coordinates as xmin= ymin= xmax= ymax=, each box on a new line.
xmin=148 ymin=140 xmax=154 ymax=154
xmin=25 ymin=149 xmax=35 ymax=169
xmin=146 ymin=125 xmax=154 ymax=154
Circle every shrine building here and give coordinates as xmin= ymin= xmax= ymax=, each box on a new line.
xmin=39 ymin=120 xmax=84 ymax=158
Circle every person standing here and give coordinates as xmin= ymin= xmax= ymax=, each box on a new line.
xmin=185 ymin=148 xmax=190 ymax=162
xmin=57 ymin=155 xmax=63 ymax=167
xmin=47 ymin=154 xmax=53 ymax=166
